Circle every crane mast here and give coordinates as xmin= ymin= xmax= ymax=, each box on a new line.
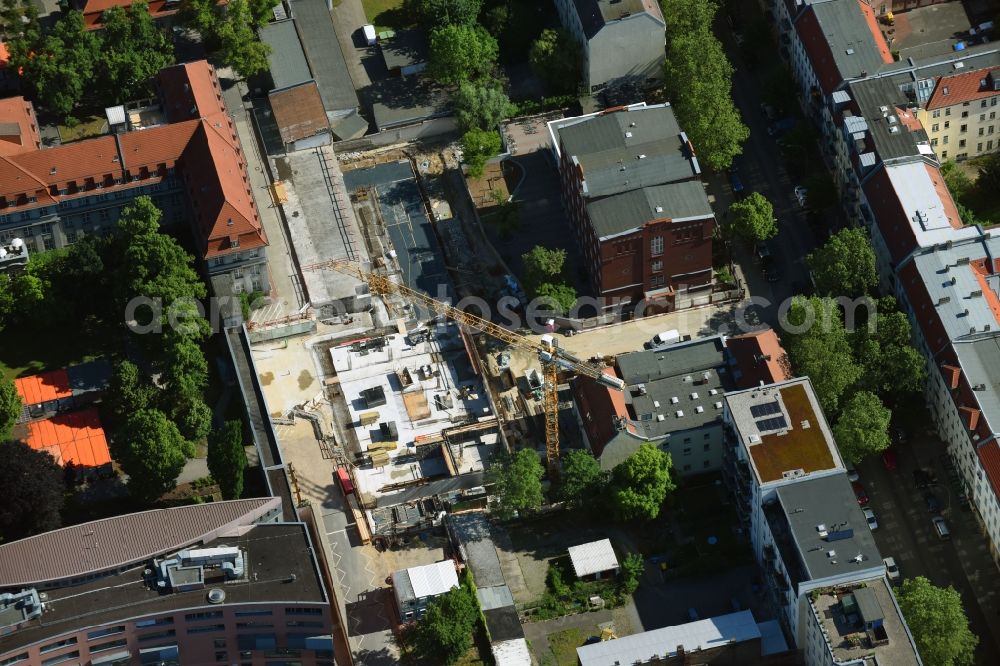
xmin=304 ymin=259 xmax=626 ymax=473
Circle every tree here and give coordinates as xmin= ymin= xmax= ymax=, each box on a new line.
xmin=112 ymin=409 xmax=194 ymax=502
xmin=620 ymin=552 xmax=644 ymax=594
xmin=8 ymin=10 xmax=99 ymax=117
xmin=833 ymin=391 xmax=891 ymax=464
xmin=728 ymin=192 xmax=777 ymax=242
xmin=522 ymin=246 xmax=567 ymax=293
xmin=557 ymin=449 xmax=605 ymax=506
xmin=98 ymin=2 xmax=175 ymax=104
xmin=172 ymin=396 xmax=213 ymax=441
xmin=783 ymin=296 xmax=863 ymax=414
xmin=461 ymin=127 xmax=502 ymax=178
xmin=428 ymin=24 xmax=498 ymax=86
xmin=107 ymin=360 xmax=157 ymax=421
xmin=486 ymin=448 xmax=544 ymax=520
xmin=417 ymin=0 xmax=482 ymax=28
xmin=535 ymin=282 xmax=577 ymax=315
xmin=408 ymin=584 xmax=479 ymax=664
xmin=0 ymin=0 xmax=38 ymax=40
xmin=529 ymin=29 xmax=582 ymax=95
xmin=806 ymin=227 xmax=878 ymax=297
xmin=0 ymin=441 xmax=65 ymax=540
xmin=941 ymin=160 xmax=975 ymax=201
xmin=116 ymin=197 xmax=208 ymax=345
xmin=0 ymin=274 xmax=13 ymax=333
xmin=662 ymin=24 xmax=748 ymax=171
xmin=976 ymin=151 xmax=1000 ymax=195
xmin=208 ymin=420 xmax=247 ymax=500
xmin=161 ymin=337 xmax=209 ymax=405
xmin=453 ymin=81 xmax=515 ymax=132
xmin=246 ymin=0 xmax=279 ymax=27
xmin=218 ymin=0 xmax=271 ymax=78
xmin=0 ymin=377 xmax=21 ymax=441
xmin=609 ymin=443 xmax=675 ymax=522
xmin=852 ymin=300 xmax=926 ymax=400
xmin=897 ymin=576 xmax=977 ymax=666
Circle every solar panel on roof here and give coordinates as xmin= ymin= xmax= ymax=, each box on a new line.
xmin=756 ymin=416 xmax=788 ymax=431
xmin=750 ymin=402 xmax=782 ymax=417
xmin=826 ymin=528 xmax=854 ymax=542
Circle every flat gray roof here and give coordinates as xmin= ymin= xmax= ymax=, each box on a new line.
xmin=289 ymin=0 xmax=359 ymax=114
xmin=555 ymin=104 xmax=698 ymax=198
xmin=954 ymin=337 xmax=1000 ymax=424
xmin=846 ymin=77 xmax=930 ymax=163
xmin=807 ymin=0 xmax=889 ymax=84
xmin=380 ymin=29 xmax=429 ymax=71
xmin=447 ymin=513 xmax=505 ymax=588
xmin=369 ymin=78 xmax=451 ymax=131
xmin=585 ymin=180 xmax=713 ymax=239
xmin=773 ymin=474 xmax=882 ymax=583
xmin=260 ymin=19 xmax=312 ymax=90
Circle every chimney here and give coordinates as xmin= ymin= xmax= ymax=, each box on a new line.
xmin=941 ymin=364 xmax=961 ymax=389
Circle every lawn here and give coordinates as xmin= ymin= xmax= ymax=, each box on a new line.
xmin=361 ymin=0 xmax=414 ymax=32
xmin=58 ymin=116 xmax=109 ymax=143
xmin=540 ymin=627 xmax=589 ymax=666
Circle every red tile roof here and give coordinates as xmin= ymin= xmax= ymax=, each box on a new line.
xmin=15 ymin=370 xmax=72 ymax=406
xmin=977 ymin=439 xmax=1000 ymax=504
xmin=25 ymin=408 xmax=111 ymax=468
xmin=926 ymin=68 xmax=1000 ymax=111
xmin=857 ymin=0 xmax=894 ymax=65
xmin=79 ymin=0 xmax=181 ymax=29
xmin=727 ymin=328 xmax=793 ymax=389
xmin=0 ymin=97 xmax=41 ymax=157
xmin=0 ymin=60 xmax=265 ymax=263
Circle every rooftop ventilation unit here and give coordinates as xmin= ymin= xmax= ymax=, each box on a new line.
xmin=625 ymin=131 xmax=633 ymax=138
xmin=207 ymin=588 xmax=226 ymax=604
xmin=657 ymin=414 xmax=666 ymax=422
xmin=748 ymin=433 xmax=761 ymax=444
xmin=655 ymin=206 xmax=663 ymax=213
xmin=714 ymin=401 xmax=723 ymax=409
xmin=670 ymin=396 xmax=679 ymax=404
xmin=695 ymin=406 xmax=704 ymax=413
xmin=690 ymin=392 xmax=699 ymax=400
xmin=676 ymin=410 xmax=684 ymax=418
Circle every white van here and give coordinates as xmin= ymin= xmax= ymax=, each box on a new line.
xmin=362 ymin=24 xmax=377 ymax=46
xmin=646 ymin=329 xmax=680 ymax=349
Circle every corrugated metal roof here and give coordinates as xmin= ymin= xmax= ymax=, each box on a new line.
xmin=0 ymin=497 xmax=282 ymax=587
xmin=913 ymin=235 xmax=1000 ymax=340
xmin=568 ymin=538 xmax=619 ymax=577
xmin=491 ymin=638 xmax=531 ymax=666
xmin=577 ymin=610 xmax=760 ymax=665
xmin=406 ymin=560 xmax=459 ymax=599
xmin=477 ymin=585 xmax=514 ymax=611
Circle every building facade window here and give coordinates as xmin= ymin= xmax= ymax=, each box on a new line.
xmin=650 ymin=236 xmax=663 ymax=256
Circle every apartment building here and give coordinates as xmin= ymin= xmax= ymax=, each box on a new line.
xmin=547 ymin=103 xmax=716 ymax=312
xmin=553 ymin=0 xmax=665 ymax=93
xmin=917 ymin=66 xmax=1000 ymax=160
xmin=0 ymin=60 xmax=269 ymax=297
xmin=0 ymin=498 xmax=336 ymax=666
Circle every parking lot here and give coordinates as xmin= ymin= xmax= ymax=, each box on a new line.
xmin=857 ymin=432 xmax=1000 ymax=664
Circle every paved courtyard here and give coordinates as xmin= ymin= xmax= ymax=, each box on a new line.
xmin=890 ymin=2 xmax=976 ymax=60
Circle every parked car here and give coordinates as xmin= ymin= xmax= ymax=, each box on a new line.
xmin=756 ymin=241 xmax=772 ymax=261
xmin=767 ymin=117 xmax=796 ymax=136
xmin=846 ymin=461 xmax=859 ymax=483
xmin=882 ymin=448 xmax=898 ymax=471
xmin=863 ymin=508 xmax=878 ymax=530
xmin=883 ymin=556 xmax=901 ymax=583
xmin=924 ymin=491 xmax=942 ymax=513
xmin=932 ymin=516 xmax=950 ymax=539
xmin=852 ymin=481 xmax=869 ymax=506
xmin=729 ymin=167 xmax=744 ymax=196
xmin=763 ymin=262 xmax=782 ymax=283
xmin=760 ymin=102 xmax=778 ymax=121
xmin=793 ymin=186 xmax=808 ymax=207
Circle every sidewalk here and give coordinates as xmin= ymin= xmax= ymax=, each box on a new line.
xmin=218 ymin=67 xmax=305 ymax=319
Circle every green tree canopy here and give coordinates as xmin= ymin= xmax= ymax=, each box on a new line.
xmin=8 ymin=10 xmax=99 ymax=117
xmin=161 ymin=337 xmax=209 ymax=405
xmin=832 ymin=390 xmax=891 ymax=464
xmin=728 ymin=192 xmax=777 ymax=242
xmin=487 ymin=448 xmax=545 ymax=520
xmin=98 ymin=1 xmax=175 ymax=104
xmin=557 ymin=449 xmax=606 ymax=506
xmin=783 ymin=296 xmax=863 ymax=414
xmin=112 ymin=409 xmax=194 ymax=502
xmin=620 ymin=552 xmax=644 ymax=594
xmin=461 ymin=127 xmax=502 ymax=178
xmin=453 ymin=81 xmax=515 ymax=132
xmin=407 ymin=582 xmax=479 ymax=664
xmin=208 ymin=420 xmax=248 ymax=500
xmin=171 ymin=396 xmax=213 ymax=441
xmin=0 ymin=377 xmax=22 ymax=441
xmin=107 ymin=360 xmax=158 ymax=423
xmin=428 ymin=24 xmax=498 ymax=86
xmin=181 ymin=0 xmax=271 ymax=76
xmin=0 ymin=440 xmax=65 ymax=540
xmin=529 ymin=28 xmax=582 ymax=95
xmin=976 ymin=151 xmax=1000 ymax=195
xmin=897 ymin=576 xmax=977 ymax=666
xmin=0 ymin=0 xmax=38 ymax=40
xmin=852 ymin=299 xmax=926 ymax=400
xmin=535 ymin=282 xmax=577 ymax=315
xmin=521 ymin=246 xmax=577 ymax=313
xmin=806 ymin=227 xmax=878 ymax=297
xmin=417 ymin=0 xmax=482 ymax=27
xmin=609 ymin=443 xmax=675 ymax=521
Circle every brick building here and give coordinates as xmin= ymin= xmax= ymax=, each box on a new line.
xmin=547 ymin=103 xmax=716 ymax=313
xmin=0 ymin=60 xmax=269 ymax=297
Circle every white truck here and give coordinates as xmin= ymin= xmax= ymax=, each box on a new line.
xmin=645 ymin=329 xmax=680 ymax=349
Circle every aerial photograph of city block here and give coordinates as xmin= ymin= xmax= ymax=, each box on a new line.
xmin=1 ymin=0 xmax=999 ymax=664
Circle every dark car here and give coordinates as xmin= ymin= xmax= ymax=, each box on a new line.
xmin=852 ymin=481 xmax=869 ymax=507
xmin=924 ymin=491 xmax=942 ymax=513
xmin=729 ymin=168 xmax=744 ymax=196
xmin=763 ymin=260 xmax=782 ymax=283
xmin=882 ymin=448 xmax=898 ymax=471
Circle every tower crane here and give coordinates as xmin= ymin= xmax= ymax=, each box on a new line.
xmin=303 ymin=259 xmax=626 ymax=474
